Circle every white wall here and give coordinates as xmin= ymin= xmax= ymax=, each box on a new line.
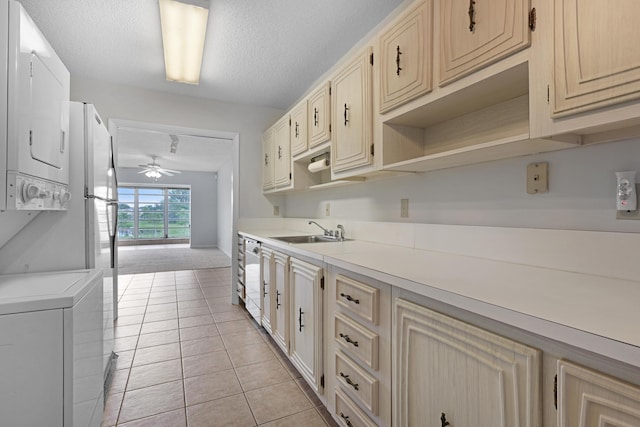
xmin=217 ymin=161 xmax=233 ymax=257
xmin=284 ymin=138 xmax=640 ymax=233
xmin=118 ymin=168 xmax=218 ymax=248
xmin=71 ymin=77 xmax=284 ymax=222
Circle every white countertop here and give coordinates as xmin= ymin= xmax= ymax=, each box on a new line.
xmin=240 ymin=228 xmax=640 ymax=368
xmin=0 ymin=269 xmax=103 ymax=315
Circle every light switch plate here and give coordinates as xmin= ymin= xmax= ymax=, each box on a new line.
xmin=527 ymin=162 xmax=548 ymax=194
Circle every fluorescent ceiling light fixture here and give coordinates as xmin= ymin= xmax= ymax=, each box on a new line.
xmin=159 ymin=0 xmax=210 ymax=84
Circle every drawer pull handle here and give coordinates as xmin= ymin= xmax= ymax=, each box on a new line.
xmin=276 ymin=291 xmax=281 ymax=309
xmin=314 ymin=107 xmax=319 ymax=126
xmin=340 ymin=293 xmax=360 ymax=304
xmin=340 ymin=412 xmax=353 ymax=427
xmin=263 ymin=281 xmax=268 ymax=297
xmin=343 ymin=103 xmax=349 ymax=126
xmin=340 ymin=372 xmax=359 ymax=390
xmin=295 ymin=121 xmax=300 ymax=138
xmin=339 ymin=333 xmax=359 ymax=347
xmin=441 ymin=412 xmax=450 ymax=427
xmin=298 ymin=307 xmax=305 ymax=332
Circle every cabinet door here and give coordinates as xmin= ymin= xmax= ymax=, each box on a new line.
xmin=290 ymin=101 xmax=308 ymax=156
xmin=289 ymin=258 xmax=323 ymax=392
xmin=260 ymin=247 xmax=273 ymax=334
xmin=553 ymin=0 xmax=640 ymax=116
xmin=262 ymin=129 xmax=274 ymax=191
xmin=439 ymin=0 xmax=531 ymax=85
xmin=308 ymin=82 xmax=331 ymax=148
xmin=273 ymin=115 xmax=291 ymax=188
xmin=558 ymin=360 xmax=640 ymax=427
xmin=272 ymin=251 xmax=289 ymax=354
xmin=0 ymin=310 xmax=64 ymax=427
xmin=393 ymin=298 xmax=540 ymax=427
xmin=379 ymin=0 xmax=433 ymax=113
xmin=332 ymin=48 xmax=374 ymax=173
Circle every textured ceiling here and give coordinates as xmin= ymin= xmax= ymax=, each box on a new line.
xmin=18 ymin=0 xmax=404 ymax=173
xmin=19 ymin=0 xmax=405 ymax=110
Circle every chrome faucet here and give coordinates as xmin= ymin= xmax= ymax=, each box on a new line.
xmin=308 ymin=220 xmax=332 ymax=237
xmin=336 ymin=224 xmax=345 ymax=241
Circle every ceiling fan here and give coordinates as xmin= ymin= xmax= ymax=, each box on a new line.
xmin=138 ymin=155 xmax=181 ymax=180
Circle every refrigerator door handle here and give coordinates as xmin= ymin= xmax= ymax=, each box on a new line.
xmin=106 ymin=201 xmax=118 ymax=269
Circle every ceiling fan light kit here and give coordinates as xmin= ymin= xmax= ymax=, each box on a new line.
xmin=158 ymin=0 xmax=210 ymax=85
xmin=138 ymin=155 xmax=182 ymax=181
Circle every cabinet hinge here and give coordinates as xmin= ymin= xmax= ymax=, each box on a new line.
xmin=289 ymin=118 xmax=292 ymax=126
xmin=370 ymin=53 xmax=374 ymax=66
xmin=289 ymin=173 xmax=292 ymax=180
xmin=528 ymin=8 xmax=536 ymax=31
xmin=320 ymin=374 xmax=325 ymax=388
xmin=29 ymin=130 xmax=33 ymax=146
xmin=329 ymin=124 xmax=331 ymax=132
xmin=329 ymin=87 xmax=331 ymax=96
xmin=547 ymin=85 xmax=550 ymax=104
xmin=29 ymin=60 xmax=33 ymax=77
xmin=370 ymin=144 xmax=374 ymax=156
xmin=554 ymin=374 xmax=558 ymax=410
xmin=320 ymin=277 xmax=325 ymax=290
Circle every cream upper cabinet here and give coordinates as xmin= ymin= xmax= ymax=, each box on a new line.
xmin=308 ymin=82 xmax=331 ymax=148
xmin=289 ymin=258 xmax=324 ymax=393
xmin=557 ymin=360 xmax=640 ymax=427
xmin=553 ymin=0 xmax=640 ymax=117
xmin=260 ymin=247 xmax=273 ymax=334
xmin=272 ymin=115 xmax=291 ymax=188
xmin=393 ymin=298 xmax=541 ymax=427
xmin=272 ymin=251 xmax=290 ymax=354
xmin=331 ymin=48 xmax=374 ymax=174
xmin=439 ymin=0 xmax=531 ymax=85
xmin=290 ymin=101 xmax=308 ymax=156
xmin=379 ymin=0 xmax=433 ymax=114
xmin=262 ymin=129 xmax=274 ymax=191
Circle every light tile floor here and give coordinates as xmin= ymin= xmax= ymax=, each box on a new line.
xmin=103 ymin=267 xmax=338 ymax=427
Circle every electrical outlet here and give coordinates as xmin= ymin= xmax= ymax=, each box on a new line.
xmin=617 ymin=184 xmax=640 ymax=220
xmin=400 ymin=199 xmax=409 ymax=217
xmin=273 ymin=206 xmax=280 ymax=216
xmin=325 ymin=203 xmax=330 ymax=216
xmin=527 ymin=162 xmax=549 ymax=194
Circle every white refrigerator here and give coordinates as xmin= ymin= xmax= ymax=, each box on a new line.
xmin=69 ymin=102 xmax=119 ymax=383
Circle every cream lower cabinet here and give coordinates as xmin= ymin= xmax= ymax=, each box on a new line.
xmin=553 ymin=0 xmax=640 ymax=117
xmin=260 ymin=247 xmax=273 ymax=334
xmin=289 ymin=258 xmax=324 ymax=393
xmin=557 ymin=360 xmax=640 ymax=427
xmin=272 ymin=251 xmax=289 ymax=354
xmin=393 ymin=298 xmax=541 ymax=427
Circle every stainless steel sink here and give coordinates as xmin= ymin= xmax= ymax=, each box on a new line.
xmin=272 ymin=235 xmax=347 ymax=244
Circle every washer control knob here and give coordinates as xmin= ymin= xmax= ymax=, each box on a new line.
xmin=22 ymin=183 xmax=41 ymax=202
xmin=56 ymin=188 xmax=71 ymax=204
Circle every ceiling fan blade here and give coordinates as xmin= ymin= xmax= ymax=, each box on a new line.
xmin=158 ymin=168 xmax=181 ymax=174
xmin=161 ymin=171 xmax=175 ymax=176
xmin=137 ymin=169 xmax=151 ymax=174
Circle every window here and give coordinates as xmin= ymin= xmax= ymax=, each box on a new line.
xmin=117 ymin=186 xmax=191 ymax=241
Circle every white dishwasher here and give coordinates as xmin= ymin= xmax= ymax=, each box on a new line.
xmin=0 ymin=269 xmax=104 ymax=427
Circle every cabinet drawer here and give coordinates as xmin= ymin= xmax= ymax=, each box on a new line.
xmin=558 ymin=360 xmax=640 ymax=427
xmin=335 ymin=351 xmax=379 ymax=415
xmin=335 ymin=313 xmax=379 ymax=370
xmin=336 ymin=275 xmax=379 ymax=325
xmin=335 ymin=387 xmax=377 ymax=427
